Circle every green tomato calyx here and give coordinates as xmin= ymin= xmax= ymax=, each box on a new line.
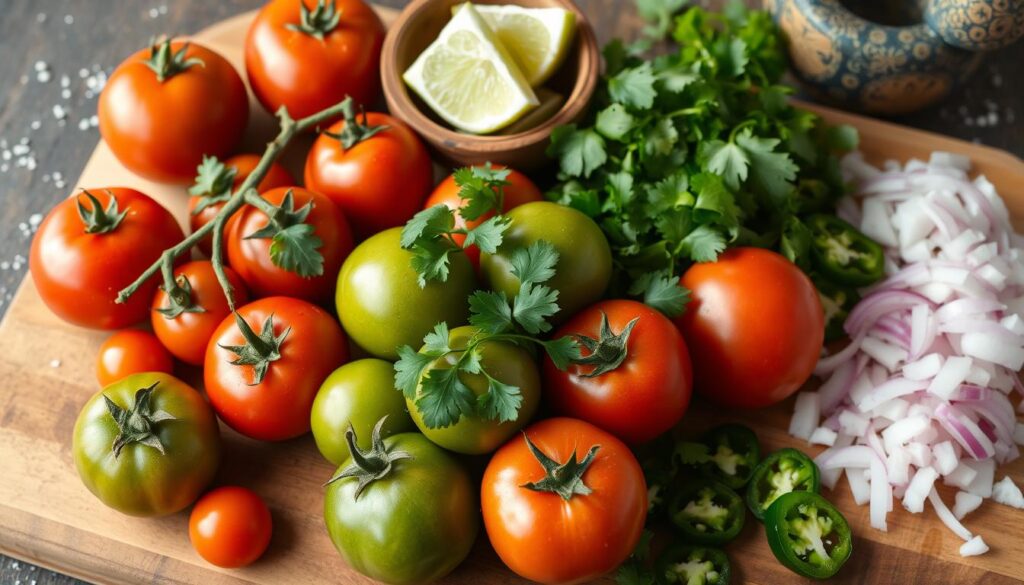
xmin=521 ymin=433 xmax=600 ymax=502
xmin=220 ymin=312 xmax=290 ymax=385
xmin=76 ymin=190 xmax=127 ymax=235
xmin=324 ymin=96 xmax=389 ymax=150
xmin=155 ymin=274 xmax=206 ymax=320
xmin=103 ymin=383 xmax=176 ymax=458
xmin=188 ymin=156 xmax=237 ymax=213
xmin=570 ymin=311 xmax=638 ymax=377
xmin=144 ymin=38 xmax=205 ymax=83
xmin=325 ymin=416 xmax=413 ymax=500
xmin=286 ymin=0 xmax=342 ymax=41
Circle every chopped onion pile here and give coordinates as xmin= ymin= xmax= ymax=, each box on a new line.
xmin=790 ymin=152 xmax=1024 ymax=556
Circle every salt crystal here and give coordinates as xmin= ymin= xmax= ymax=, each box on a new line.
xmin=49 ymin=359 xmax=61 ymax=368
xmin=30 ymin=120 xmax=41 ymax=130
xmin=29 ymin=213 xmax=43 ymax=226
xmin=993 ymin=73 xmax=1003 ymax=87
xmin=89 ymin=115 xmax=99 ymax=126
xmin=77 ymin=119 xmax=90 ymax=131
xmin=1 ymin=262 xmax=10 ymax=270
xmin=78 ymin=68 xmax=89 ymax=78
xmin=12 ymin=144 xmax=29 ymax=156
xmin=1 ymin=164 xmax=9 ymax=173
xmin=64 ymin=14 xmax=73 ymax=24
xmin=36 ymin=70 xmax=51 ymax=83
xmin=36 ymin=13 xmax=46 ymax=23
xmin=52 ymin=105 xmax=66 ymax=120
xmin=34 ymin=61 xmax=47 ymax=72
xmin=149 ymin=8 xmax=159 ymax=18
xmin=60 ymin=75 xmax=70 ymax=88
xmin=61 ymin=89 xmax=71 ymax=100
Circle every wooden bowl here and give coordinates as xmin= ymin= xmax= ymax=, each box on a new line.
xmin=381 ymin=0 xmax=600 ymax=170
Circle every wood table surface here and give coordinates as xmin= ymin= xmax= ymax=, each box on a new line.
xmin=0 ymin=1 xmax=1020 ymax=584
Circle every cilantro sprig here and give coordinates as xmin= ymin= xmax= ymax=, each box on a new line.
xmin=394 ymin=241 xmax=581 ymax=429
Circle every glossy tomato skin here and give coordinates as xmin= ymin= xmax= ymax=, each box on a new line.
xmin=30 ymin=188 xmax=184 ymax=330
xmin=226 ymin=186 xmax=353 ymax=304
xmin=72 ymin=373 xmax=221 ymax=516
xmin=481 ymin=202 xmax=612 ymax=323
xmin=188 ymin=155 xmax=294 ymax=257
xmin=150 ymin=261 xmax=250 ymax=366
xmin=324 ymin=432 xmax=478 ymax=585
xmin=245 ymin=0 xmax=385 ymax=119
xmin=311 ymin=359 xmax=417 ymax=465
xmin=189 ymin=486 xmax=272 ymax=568
xmin=676 ymin=247 xmax=824 ymax=409
xmin=424 ymin=167 xmax=543 ymax=268
xmin=482 ymin=418 xmax=647 ymax=584
xmin=204 ymin=296 xmax=348 ymax=441
xmin=408 ymin=326 xmax=541 ymax=454
xmin=544 ymin=300 xmax=692 ymax=444
xmin=99 ymin=41 xmax=248 ymax=183
xmin=304 ymin=113 xmax=432 ymax=238
xmin=96 ymin=330 xmax=175 ymax=387
xmin=336 ymin=228 xmax=477 ymax=360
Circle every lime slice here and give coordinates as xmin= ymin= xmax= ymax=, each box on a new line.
xmin=467 ymin=4 xmax=576 ymax=87
xmin=403 ymin=4 xmax=539 ymax=135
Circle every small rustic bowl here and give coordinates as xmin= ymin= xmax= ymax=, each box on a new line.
xmin=381 ymin=0 xmax=600 ymax=170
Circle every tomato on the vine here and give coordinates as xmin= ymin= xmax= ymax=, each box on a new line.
xmin=676 ymin=247 xmax=824 ymax=409
xmin=189 ymin=486 xmax=272 ymax=568
xmin=96 ymin=330 xmax=175 ymax=387
xmin=204 ymin=296 xmax=348 ymax=441
xmin=304 ymin=103 xmax=433 ymax=238
xmin=543 ymin=299 xmax=692 ymax=444
xmin=226 ymin=186 xmax=353 ymax=304
xmin=482 ymin=417 xmax=647 ymax=585
xmin=423 ymin=166 xmax=543 ymax=267
xmin=245 ymin=0 xmax=385 ymax=119
xmin=30 ymin=188 xmax=184 ymax=330
xmin=151 ymin=260 xmax=250 ymax=366
xmin=99 ymin=39 xmax=248 ymax=183
xmin=188 ymin=155 xmax=294 ymax=257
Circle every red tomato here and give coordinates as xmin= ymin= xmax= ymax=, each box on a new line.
xmin=99 ymin=40 xmax=248 ymax=183
xmin=304 ymin=112 xmax=432 ymax=239
xmin=189 ymin=486 xmax=272 ymax=568
xmin=676 ymin=247 xmax=824 ymax=409
xmin=204 ymin=296 xmax=348 ymax=440
xmin=226 ymin=186 xmax=353 ymax=304
xmin=424 ymin=166 xmax=543 ymax=267
xmin=151 ymin=261 xmax=250 ymax=366
xmin=188 ymin=155 xmax=294 ymax=257
xmin=245 ymin=0 xmax=385 ymax=119
xmin=96 ymin=330 xmax=174 ymax=387
xmin=543 ymin=299 xmax=692 ymax=444
xmin=30 ymin=188 xmax=184 ymax=330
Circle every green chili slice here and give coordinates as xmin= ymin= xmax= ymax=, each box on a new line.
xmin=669 ymin=478 xmax=745 ymax=546
xmin=764 ymin=491 xmax=852 ymax=579
xmin=808 ymin=214 xmax=884 ymax=287
xmin=656 ymin=544 xmax=731 ymax=585
xmin=700 ymin=424 xmax=760 ymax=489
xmin=746 ymin=448 xmax=820 ymax=521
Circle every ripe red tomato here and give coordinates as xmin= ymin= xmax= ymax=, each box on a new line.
xmin=226 ymin=186 xmax=353 ymax=304
xmin=543 ymin=299 xmax=692 ymax=444
xmin=99 ymin=40 xmax=248 ymax=183
xmin=30 ymin=188 xmax=184 ymax=330
xmin=304 ymin=112 xmax=432 ymax=238
xmin=188 ymin=155 xmax=294 ymax=257
xmin=676 ymin=247 xmax=824 ymax=409
xmin=424 ymin=166 xmax=543 ymax=267
xmin=204 ymin=296 xmax=348 ymax=440
xmin=482 ymin=417 xmax=647 ymax=585
xmin=96 ymin=330 xmax=174 ymax=387
xmin=245 ymin=0 xmax=385 ymax=119
xmin=151 ymin=261 xmax=250 ymax=366
xmin=189 ymin=486 xmax=272 ymax=568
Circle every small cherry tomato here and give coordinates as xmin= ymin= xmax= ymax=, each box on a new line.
xmin=189 ymin=486 xmax=272 ymax=568
xmin=31 ymin=188 xmax=184 ymax=330
xmin=96 ymin=330 xmax=174 ymax=387
xmin=226 ymin=186 xmax=354 ymax=304
xmin=245 ymin=0 xmax=385 ymax=119
xmin=99 ymin=39 xmax=248 ymax=183
xmin=304 ymin=103 xmax=433 ymax=239
xmin=151 ymin=261 xmax=250 ymax=366
xmin=424 ymin=165 xmax=543 ymax=268
xmin=188 ymin=155 xmax=294 ymax=257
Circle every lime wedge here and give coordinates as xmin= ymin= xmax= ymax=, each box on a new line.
xmin=403 ymin=4 xmax=539 ymax=135
xmin=467 ymin=4 xmax=576 ymax=87
xmin=497 ymin=87 xmax=565 ymax=135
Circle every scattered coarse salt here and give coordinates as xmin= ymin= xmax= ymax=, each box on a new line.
xmin=49 ymin=359 xmax=61 ymax=368
xmin=36 ymin=70 xmax=51 ymax=83
xmin=36 ymin=12 xmax=46 ymax=23
xmin=30 ymin=120 xmax=41 ymax=130
xmin=63 ymin=14 xmax=74 ymax=24
xmin=52 ymin=105 xmax=67 ymax=121
xmin=34 ymin=61 xmax=47 ymax=72
xmin=77 ymin=119 xmax=90 ymax=131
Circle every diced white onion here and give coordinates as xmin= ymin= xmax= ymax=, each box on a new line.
xmin=960 ymin=535 xmax=989 ymax=557
xmin=903 ymin=467 xmax=939 ymax=513
xmin=788 ymin=392 xmax=819 ymax=441
xmin=809 ymin=426 xmax=838 ymax=447
xmin=953 ymin=491 xmax=984 ymax=520
xmin=992 ymin=476 xmax=1024 ymax=508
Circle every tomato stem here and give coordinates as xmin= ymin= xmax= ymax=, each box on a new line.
xmin=520 ymin=433 xmax=600 ymax=501
xmin=325 ymin=416 xmax=413 ymax=500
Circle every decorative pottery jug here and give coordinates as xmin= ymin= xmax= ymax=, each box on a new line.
xmin=766 ymin=0 xmax=1024 ymax=114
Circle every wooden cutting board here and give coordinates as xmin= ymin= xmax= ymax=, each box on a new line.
xmin=2 ymin=7 xmax=1024 ymax=585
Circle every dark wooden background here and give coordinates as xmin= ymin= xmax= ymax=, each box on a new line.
xmin=0 ymin=0 xmax=1021 ymax=583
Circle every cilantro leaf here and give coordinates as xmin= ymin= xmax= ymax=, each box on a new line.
xmin=477 ymin=374 xmax=522 ymax=423
xmin=468 ymin=290 xmax=514 ymax=334
xmin=415 ymin=367 xmax=476 ymax=428
xmin=635 ymin=0 xmax=688 ymax=41
xmin=543 ymin=336 xmax=582 ymax=370
xmin=547 ymin=125 xmax=607 ymax=179
xmin=270 ymin=223 xmax=324 ymax=277
xmin=735 ymin=128 xmax=798 ymax=201
xmin=510 ymin=240 xmax=559 ymax=285
xmin=409 ymin=238 xmax=453 ymax=287
xmin=679 ymin=225 xmax=727 ymax=262
xmin=643 ymin=118 xmax=678 ymax=158
xmin=401 ymin=205 xmax=455 ymax=248
xmin=512 ymin=283 xmax=560 ymax=334
xmin=629 ymin=271 xmax=690 ymax=317
xmin=455 ymin=164 xmax=511 ymax=221
xmin=701 ymin=139 xmax=749 ymax=190
xmin=394 ymin=345 xmax=437 ymax=399
xmin=422 ymin=322 xmax=451 ymax=354
xmin=614 ymin=562 xmax=655 ymax=585
xmin=675 ymin=441 xmax=711 ymax=465
xmin=595 ymin=104 xmax=635 ymax=142
xmin=657 ymin=66 xmax=699 ymax=93
xmin=608 ymin=62 xmax=658 ymax=110
xmin=463 ymin=215 xmax=509 ymax=254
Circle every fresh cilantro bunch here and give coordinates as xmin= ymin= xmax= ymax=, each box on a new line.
xmin=394 ymin=240 xmax=580 ymax=429
xmin=547 ymin=3 xmax=858 ymax=317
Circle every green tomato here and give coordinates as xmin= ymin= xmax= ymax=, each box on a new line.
xmin=336 ymin=227 xmax=477 ymax=360
xmin=72 ymin=372 xmax=220 ymax=517
xmin=481 ymin=201 xmax=612 ymax=321
xmin=407 ymin=325 xmax=541 ymax=454
xmin=311 ymin=359 xmax=417 ymax=465
xmin=324 ymin=432 xmax=479 ymax=585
